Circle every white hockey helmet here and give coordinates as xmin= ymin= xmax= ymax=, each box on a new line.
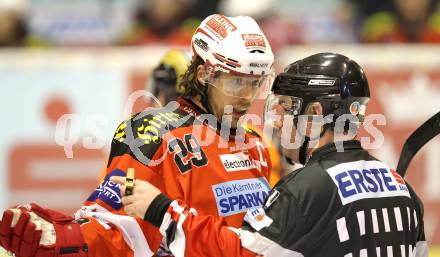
xmin=191 ymin=14 xmax=275 ymax=99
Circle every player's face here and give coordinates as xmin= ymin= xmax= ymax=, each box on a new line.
xmin=266 ymin=96 xmax=327 ymax=163
xmin=265 ymin=94 xmax=300 ymax=157
xmin=268 ymin=97 xmax=300 ymax=161
xmin=207 ymin=73 xmax=263 ymax=129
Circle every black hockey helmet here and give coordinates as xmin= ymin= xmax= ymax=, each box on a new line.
xmin=265 ymin=52 xmax=370 ymax=125
xmin=264 ymin=53 xmax=370 ymax=164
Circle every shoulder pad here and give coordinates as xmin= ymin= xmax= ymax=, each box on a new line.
xmin=108 ymin=108 xmax=195 ymax=166
xmin=113 ymin=108 xmax=194 ymax=146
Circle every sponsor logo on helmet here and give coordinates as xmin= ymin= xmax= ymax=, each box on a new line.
xmin=194 ymin=38 xmax=209 ymax=52
xmin=241 ymin=34 xmax=266 ymax=48
xmin=206 ymin=14 xmax=237 ymax=39
xmin=308 ymin=79 xmax=336 ymax=86
xmin=212 ymin=178 xmax=270 ymax=216
xmin=326 ymin=160 xmax=410 ymax=205
xmin=350 ymin=101 xmax=361 ymax=115
xmin=213 ymin=65 xmax=230 ymax=73
xmin=249 ymin=62 xmax=269 ymax=68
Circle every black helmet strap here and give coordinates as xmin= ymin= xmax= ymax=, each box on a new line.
xmin=299 ymin=136 xmax=309 ymax=165
xmin=297 ymin=119 xmax=332 ymax=165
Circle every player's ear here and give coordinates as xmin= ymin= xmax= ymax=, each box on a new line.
xmin=303 ymin=102 xmax=325 ymax=140
xmin=196 ymin=65 xmax=206 ymax=86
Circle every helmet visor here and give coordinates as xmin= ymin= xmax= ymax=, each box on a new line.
xmin=264 ymin=93 xmax=302 ymax=127
xmin=204 ymin=66 xmax=275 ymax=100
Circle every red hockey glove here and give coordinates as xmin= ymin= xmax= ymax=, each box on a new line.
xmin=0 ymin=203 xmax=87 ymax=257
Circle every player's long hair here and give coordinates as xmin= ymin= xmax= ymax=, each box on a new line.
xmin=179 ymin=56 xmax=205 ymax=99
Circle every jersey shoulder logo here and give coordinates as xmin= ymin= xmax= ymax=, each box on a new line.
xmin=86 ymin=169 xmax=124 ymax=210
xmin=244 ymin=207 xmax=273 ymax=231
xmin=114 ymin=108 xmax=192 ymax=146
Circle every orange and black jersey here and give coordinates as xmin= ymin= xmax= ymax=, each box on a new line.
xmin=76 ymin=97 xmax=272 ymax=256
xmin=143 ymin=140 xmax=427 ymax=257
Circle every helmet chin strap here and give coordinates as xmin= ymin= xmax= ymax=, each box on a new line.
xmin=298 ymin=122 xmax=332 ymax=165
xmin=298 ymin=136 xmax=309 ymax=165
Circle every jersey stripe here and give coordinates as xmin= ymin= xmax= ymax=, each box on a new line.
xmin=356 ymin=211 xmax=366 ymax=236
xmin=360 ymin=248 xmax=367 ymax=257
xmin=394 ymin=207 xmax=403 ymax=231
xmin=400 ymin=245 xmax=406 ymax=257
xmin=236 ymin=228 xmax=304 ymax=257
xmin=78 ymin=210 xmax=153 ymax=257
xmin=382 ymin=208 xmax=391 ymax=232
xmin=371 ymin=209 xmax=379 ymax=233
xmin=413 ymin=210 xmax=418 ymax=228
xmin=336 ymin=217 xmax=349 ymax=242
xmin=387 ymin=245 xmax=393 ymax=257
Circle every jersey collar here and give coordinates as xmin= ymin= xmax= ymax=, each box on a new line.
xmin=308 ymin=140 xmax=363 ymax=163
xmin=177 ymin=96 xmax=208 ymax=117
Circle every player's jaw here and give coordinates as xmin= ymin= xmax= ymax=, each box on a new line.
xmin=231 ymin=105 xmax=249 ymax=119
xmin=228 ymin=108 xmax=248 ymax=129
xmin=214 ymin=103 xmax=251 ymax=129
xmin=208 ymin=90 xmax=253 ymax=129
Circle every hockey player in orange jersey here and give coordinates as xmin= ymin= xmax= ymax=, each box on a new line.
xmin=112 ymin=53 xmax=427 ymax=257
xmin=0 ymin=14 xmax=275 ymax=257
